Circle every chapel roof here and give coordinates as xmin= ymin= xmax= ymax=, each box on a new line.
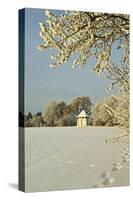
xmin=77 ymin=110 xmax=89 ymax=118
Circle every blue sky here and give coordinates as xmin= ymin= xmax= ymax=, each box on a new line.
xmin=24 ymin=8 xmax=118 ymax=113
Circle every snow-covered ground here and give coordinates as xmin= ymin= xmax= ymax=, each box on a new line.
xmin=20 ymin=126 xmax=129 ymax=192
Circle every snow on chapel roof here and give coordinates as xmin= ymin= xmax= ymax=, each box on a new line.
xmin=77 ymin=110 xmax=89 ymax=118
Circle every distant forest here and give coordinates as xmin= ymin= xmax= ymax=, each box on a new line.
xmin=19 ymin=95 xmax=124 ymax=128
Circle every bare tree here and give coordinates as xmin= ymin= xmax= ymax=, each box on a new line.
xmin=71 ymin=96 xmax=92 ymax=116
xmin=92 ymin=96 xmax=117 ymax=126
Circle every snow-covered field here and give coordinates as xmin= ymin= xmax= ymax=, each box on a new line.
xmin=20 ymin=127 xmax=129 ymax=192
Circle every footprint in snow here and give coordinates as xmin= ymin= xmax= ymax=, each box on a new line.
xmin=111 ymin=162 xmax=123 ymax=171
xmin=102 ymin=177 xmax=115 ymax=186
xmin=111 ymin=165 xmax=123 ymax=171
